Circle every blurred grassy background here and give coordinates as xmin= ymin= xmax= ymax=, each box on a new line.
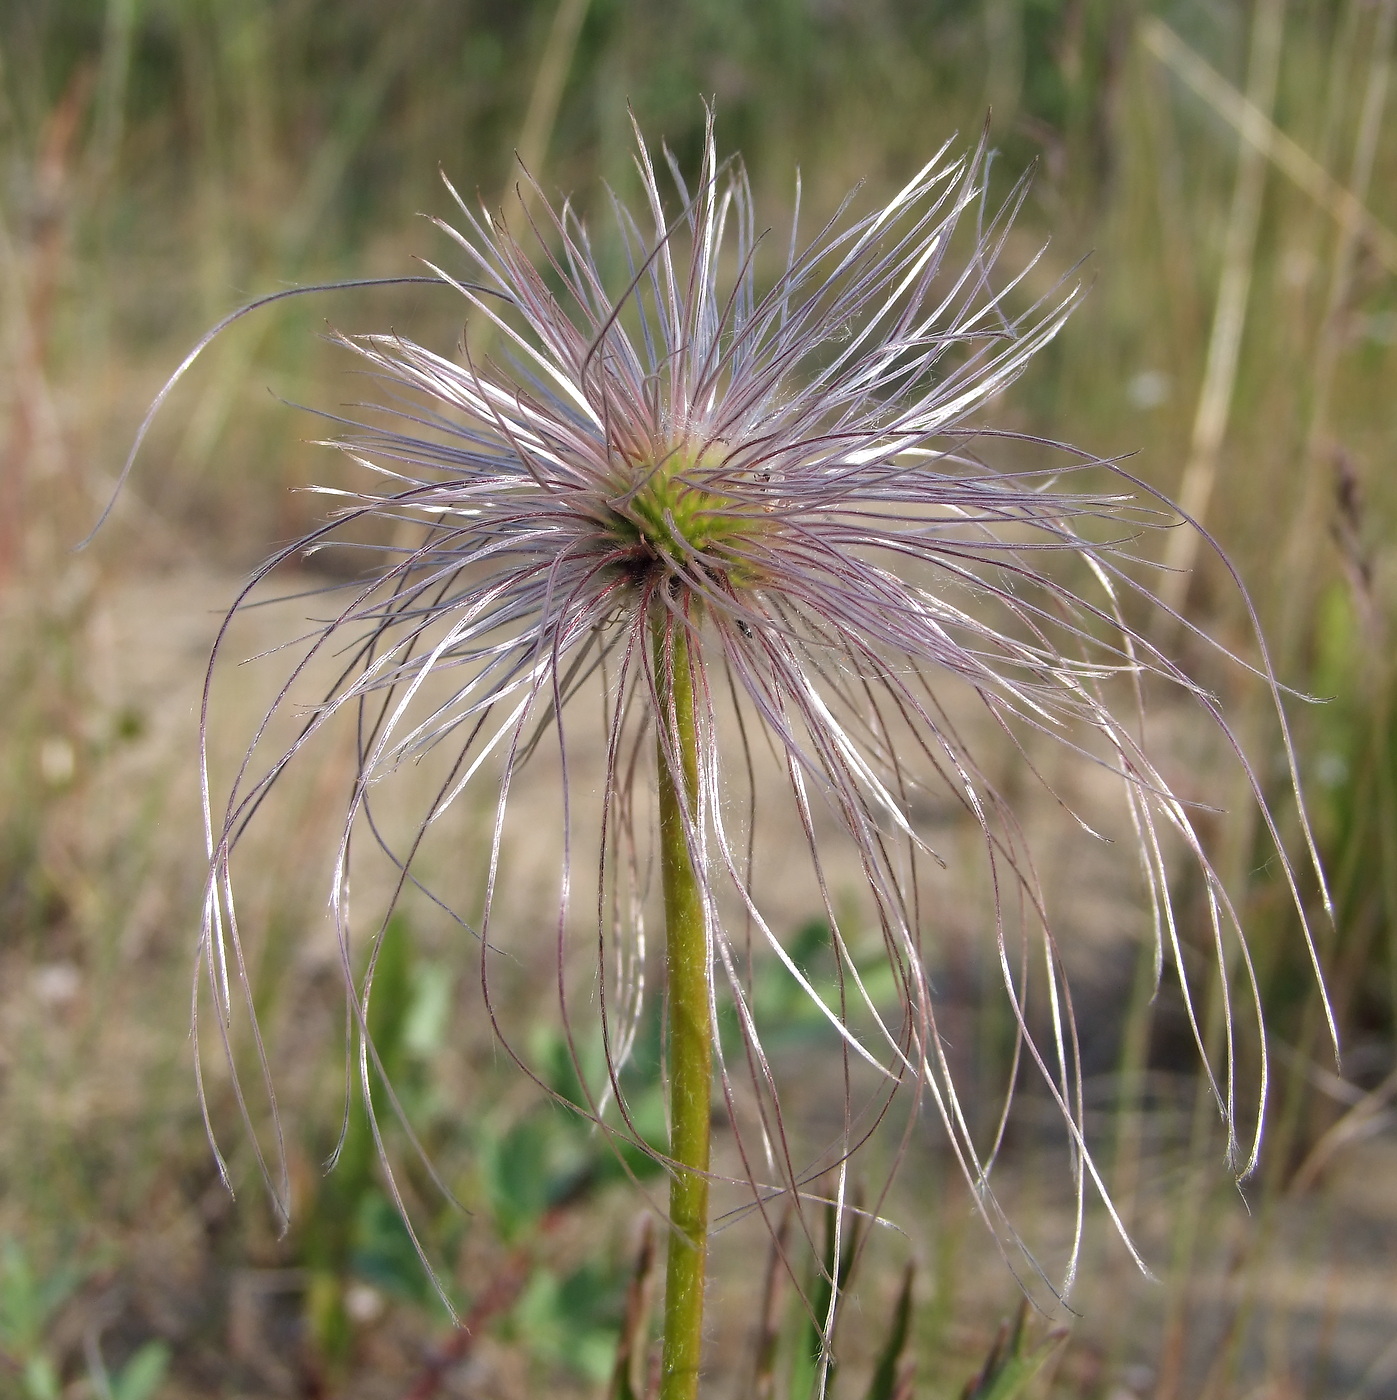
xmin=2 ymin=0 xmax=1396 ymax=1396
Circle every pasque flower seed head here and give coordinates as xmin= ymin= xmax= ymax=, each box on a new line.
xmin=188 ymin=110 xmax=1332 ymax=1303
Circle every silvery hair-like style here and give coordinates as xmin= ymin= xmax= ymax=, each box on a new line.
xmin=114 ymin=110 xmax=1331 ymax=1309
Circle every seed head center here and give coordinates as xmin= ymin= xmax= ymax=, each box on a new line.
xmin=611 ymin=441 xmax=763 ymax=578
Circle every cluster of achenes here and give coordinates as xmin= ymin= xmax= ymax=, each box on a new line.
xmin=193 ymin=114 xmax=1328 ymax=1382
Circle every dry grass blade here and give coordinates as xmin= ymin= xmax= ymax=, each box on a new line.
xmin=1156 ymin=0 xmax=1284 ymax=616
xmin=1141 ymin=16 xmax=1397 ymax=274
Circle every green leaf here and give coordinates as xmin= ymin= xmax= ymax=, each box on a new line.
xmin=959 ymin=1301 xmax=1066 ymax=1400
xmin=790 ymin=1197 xmax=862 ymax=1400
xmin=23 ymin=1353 xmax=61 ymax=1400
xmin=351 ymin=1193 xmax=442 ymax=1309
xmin=863 ymin=1264 xmax=914 ymax=1400
xmin=110 ymin=1341 xmax=171 ymax=1400
xmin=512 ymin=1264 xmax=620 ymax=1383
xmin=402 ymin=961 xmax=453 ymax=1058
xmin=0 ymin=1238 xmax=83 ymax=1356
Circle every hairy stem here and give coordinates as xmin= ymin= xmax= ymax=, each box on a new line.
xmin=654 ymin=609 xmax=711 ymax=1400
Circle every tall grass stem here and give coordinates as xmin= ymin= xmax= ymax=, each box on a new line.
xmin=1279 ymin=0 xmax=1397 ymax=651
xmin=1158 ymin=0 xmax=1283 ymax=617
xmin=512 ymin=0 xmax=592 ymax=222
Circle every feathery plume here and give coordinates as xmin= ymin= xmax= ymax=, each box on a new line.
xmin=193 ymin=112 xmax=1331 ymax=1336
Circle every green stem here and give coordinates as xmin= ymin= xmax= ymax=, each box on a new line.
xmin=654 ymin=611 xmax=711 ymax=1400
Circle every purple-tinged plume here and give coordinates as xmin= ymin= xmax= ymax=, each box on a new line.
xmin=196 ymin=112 xmax=1332 ymax=1303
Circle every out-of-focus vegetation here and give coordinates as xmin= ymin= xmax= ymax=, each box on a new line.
xmin=2 ymin=0 xmax=1396 ymax=1395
